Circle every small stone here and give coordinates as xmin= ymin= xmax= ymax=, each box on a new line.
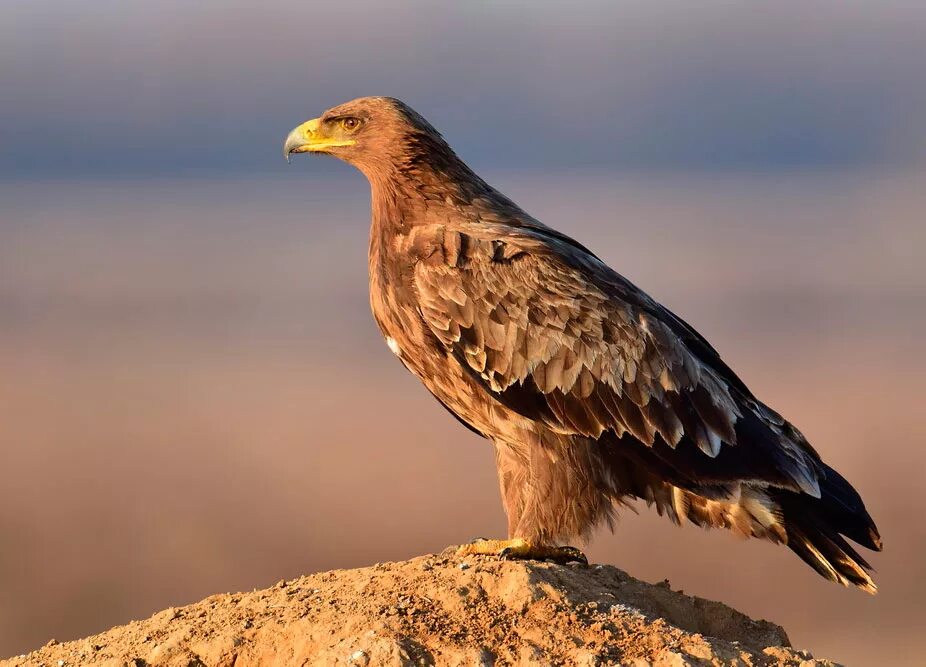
xmin=348 ymin=649 xmax=370 ymax=666
xmin=458 ymin=562 xmax=470 ymax=570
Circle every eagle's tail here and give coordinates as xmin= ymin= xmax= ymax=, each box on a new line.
xmin=775 ymin=463 xmax=882 ymax=594
xmin=609 ymin=442 xmax=882 ymax=593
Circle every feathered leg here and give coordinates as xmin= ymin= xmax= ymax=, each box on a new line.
xmin=456 ymin=431 xmax=616 ymax=563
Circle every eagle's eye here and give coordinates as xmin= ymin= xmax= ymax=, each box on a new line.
xmin=340 ymin=117 xmax=361 ymax=132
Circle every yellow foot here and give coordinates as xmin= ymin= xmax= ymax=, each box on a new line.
xmin=455 ymin=538 xmax=587 ymax=565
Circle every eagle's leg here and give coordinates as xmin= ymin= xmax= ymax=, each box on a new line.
xmin=455 ymin=434 xmax=614 ymax=565
xmin=456 ymin=538 xmax=586 ymax=564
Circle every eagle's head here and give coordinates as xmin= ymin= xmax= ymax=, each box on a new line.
xmin=283 ymin=97 xmax=450 ymax=179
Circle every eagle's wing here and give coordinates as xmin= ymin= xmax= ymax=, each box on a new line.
xmin=411 ymin=221 xmax=880 ymax=592
xmin=411 ymin=223 xmax=823 ymax=498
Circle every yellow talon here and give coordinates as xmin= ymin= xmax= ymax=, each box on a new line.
xmin=455 ymin=538 xmax=587 ymax=564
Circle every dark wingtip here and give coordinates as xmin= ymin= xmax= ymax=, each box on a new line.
xmin=786 ymin=524 xmax=878 ymax=594
xmin=775 ymin=480 xmax=881 ymax=593
xmin=817 ymin=463 xmax=882 ymax=552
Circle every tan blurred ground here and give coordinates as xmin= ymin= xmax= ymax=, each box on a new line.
xmin=1 ymin=170 xmax=923 ymax=664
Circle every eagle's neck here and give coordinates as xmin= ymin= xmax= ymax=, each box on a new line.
xmin=366 ymin=134 xmax=518 ymax=235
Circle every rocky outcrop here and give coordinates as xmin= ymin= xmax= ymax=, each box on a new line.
xmin=2 ymin=552 xmax=837 ymax=666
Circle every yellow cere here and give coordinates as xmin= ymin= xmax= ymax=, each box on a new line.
xmin=285 ymin=117 xmax=356 ymax=154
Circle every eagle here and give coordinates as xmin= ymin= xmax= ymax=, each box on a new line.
xmin=284 ymin=97 xmax=882 ymax=592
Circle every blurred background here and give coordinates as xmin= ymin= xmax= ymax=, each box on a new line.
xmin=2 ymin=1 xmax=924 ymax=664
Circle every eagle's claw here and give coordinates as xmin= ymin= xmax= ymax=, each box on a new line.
xmin=456 ymin=538 xmax=588 ymax=565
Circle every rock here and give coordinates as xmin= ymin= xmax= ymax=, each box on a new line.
xmin=347 ymin=649 xmax=370 ymax=666
xmin=0 ymin=554 xmax=840 ymax=666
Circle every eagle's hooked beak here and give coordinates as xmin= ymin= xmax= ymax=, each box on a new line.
xmin=283 ymin=118 xmax=356 ymax=162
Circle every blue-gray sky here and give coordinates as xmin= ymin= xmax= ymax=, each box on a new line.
xmin=3 ymin=0 xmax=925 ymax=176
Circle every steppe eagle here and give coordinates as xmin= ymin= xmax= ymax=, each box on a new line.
xmin=284 ymin=97 xmax=881 ymax=592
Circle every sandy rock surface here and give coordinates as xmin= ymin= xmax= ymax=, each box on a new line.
xmin=2 ymin=552 xmax=838 ymax=666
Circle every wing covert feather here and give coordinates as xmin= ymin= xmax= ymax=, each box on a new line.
xmin=411 ymin=225 xmax=821 ymax=495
